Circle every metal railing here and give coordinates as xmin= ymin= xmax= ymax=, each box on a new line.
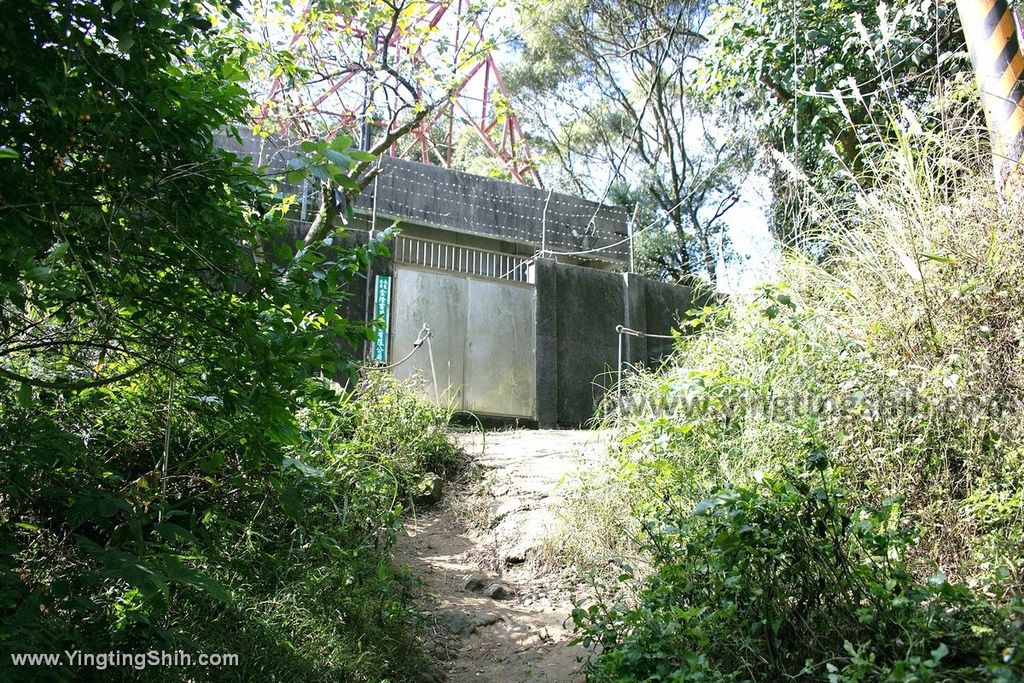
xmin=393 ymin=235 xmax=532 ymax=283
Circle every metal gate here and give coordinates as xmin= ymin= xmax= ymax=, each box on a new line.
xmin=389 ymin=236 xmax=536 ymax=419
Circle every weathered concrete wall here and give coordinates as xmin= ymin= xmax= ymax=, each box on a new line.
xmin=216 ymin=130 xmax=629 ymax=263
xmin=552 ymin=264 xmax=623 ymax=427
xmin=534 ymin=259 xmax=560 ymax=428
xmin=535 ymin=259 xmax=697 ymax=427
xmin=354 ymin=157 xmax=629 ymax=262
xmin=644 ymin=280 xmax=696 ymax=361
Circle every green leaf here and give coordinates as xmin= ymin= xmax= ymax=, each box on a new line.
xmin=921 ymin=252 xmax=955 ymax=264
xmin=153 ymin=522 xmax=198 ymax=546
xmin=282 ymin=456 xmax=326 ymax=478
xmin=693 ymin=497 xmax=721 ymax=516
xmin=348 ymin=150 xmax=376 ymax=162
xmin=274 ymin=241 xmax=293 ymax=261
xmin=0 ymin=146 xmax=18 ymax=159
xmin=806 ymin=448 xmax=828 ymax=471
xmin=280 ymin=486 xmax=304 ymax=520
xmin=17 ymin=382 xmax=32 ymax=407
xmin=26 ymin=265 xmax=53 ymax=281
xmin=335 ymin=174 xmax=361 ymax=192
xmin=46 ymin=242 xmax=69 ymax=263
xmin=220 ymin=59 xmax=247 ymax=82
xmin=162 ymin=557 xmax=229 ymax=602
xmin=324 ymin=149 xmax=351 ymax=168
xmin=329 ymin=135 xmax=353 ymax=152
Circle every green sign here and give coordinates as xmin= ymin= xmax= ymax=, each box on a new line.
xmin=371 ymin=274 xmax=391 ymax=363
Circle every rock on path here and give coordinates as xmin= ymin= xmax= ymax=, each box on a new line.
xmin=392 ymin=429 xmax=612 ymax=683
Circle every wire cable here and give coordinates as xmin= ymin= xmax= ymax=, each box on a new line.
xmin=615 ymin=324 xmax=677 ymax=340
xmin=361 ymin=323 xmax=430 ymax=371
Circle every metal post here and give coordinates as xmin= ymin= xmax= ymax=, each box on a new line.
xmin=426 ymin=332 xmax=440 ymax=405
xmin=616 ymin=325 xmax=624 ymax=407
xmin=627 ymin=203 xmax=639 ymax=274
xmin=956 ymin=0 xmax=1024 ymax=195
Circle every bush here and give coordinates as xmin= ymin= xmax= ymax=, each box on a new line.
xmin=603 ymin=164 xmax=1024 ymax=586
xmin=565 ymin=131 xmax=1024 ymax=679
xmin=334 ymin=371 xmax=465 ymax=501
xmin=0 ymin=4 xmax=463 ymax=679
xmin=0 ymin=373 xmax=449 ymax=682
xmin=574 ymin=456 xmax=1024 ymax=681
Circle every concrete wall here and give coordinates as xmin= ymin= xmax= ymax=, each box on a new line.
xmin=215 ymin=130 xmax=630 ymax=264
xmin=354 ymin=157 xmax=630 ymax=263
xmin=273 ymin=222 xmax=696 ymax=427
xmin=644 ymin=279 xmax=696 ymax=360
xmin=534 ymin=259 xmax=698 ymax=427
xmin=554 ymin=263 xmax=623 ymax=427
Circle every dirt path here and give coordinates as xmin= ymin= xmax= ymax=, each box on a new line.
xmin=392 ymin=429 xmax=612 ymax=683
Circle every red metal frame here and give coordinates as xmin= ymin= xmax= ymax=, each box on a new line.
xmin=258 ymin=0 xmax=542 ymax=187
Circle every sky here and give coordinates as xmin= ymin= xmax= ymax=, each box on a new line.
xmin=717 ymin=175 xmax=779 ymax=294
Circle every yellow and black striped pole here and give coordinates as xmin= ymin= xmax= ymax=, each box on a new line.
xmin=956 ymin=0 xmax=1024 ymax=196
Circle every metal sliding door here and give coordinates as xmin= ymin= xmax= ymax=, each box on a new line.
xmin=390 ymin=265 xmax=536 ymax=419
xmin=463 ymin=278 xmax=535 ymax=417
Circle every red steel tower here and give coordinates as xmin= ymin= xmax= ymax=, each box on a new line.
xmin=257 ymin=0 xmax=542 ymax=187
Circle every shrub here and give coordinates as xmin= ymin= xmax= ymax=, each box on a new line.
xmin=0 ymin=3 xmax=460 ymax=679
xmin=332 ymin=371 xmax=465 ymax=501
xmin=0 ymin=373 xmax=446 ymax=682
xmin=574 ymin=457 xmax=1023 ymax=681
xmin=565 ymin=130 xmax=1024 ymax=679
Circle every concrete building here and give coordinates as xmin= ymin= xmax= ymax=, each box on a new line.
xmin=226 ymin=133 xmax=701 ymax=426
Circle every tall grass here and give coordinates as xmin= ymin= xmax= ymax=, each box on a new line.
xmin=584 ymin=124 xmax=1024 ymax=587
xmin=560 ymin=123 xmax=1024 ymax=679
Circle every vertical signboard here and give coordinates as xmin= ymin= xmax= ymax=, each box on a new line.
xmin=371 ymin=274 xmax=391 ymax=363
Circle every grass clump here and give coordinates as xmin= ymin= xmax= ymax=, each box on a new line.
xmin=338 ymin=371 xmax=466 ymax=499
xmin=568 ymin=131 xmax=1024 ymax=680
xmin=0 ymin=373 xmax=459 ymax=682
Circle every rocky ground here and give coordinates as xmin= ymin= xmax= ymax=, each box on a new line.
xmin=391 ymin=429 xmax=613 ymax=683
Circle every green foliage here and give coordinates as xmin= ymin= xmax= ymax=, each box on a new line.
xmin=603 ymin=140 xmax=1024 ymax=582
xmin=564 ymin=132 xmax=1024 ymax=679
xmin=285 ymin=135 xmax=378 ymax=190
xmin=701 ymin=0 xmax=974 ymax=243
xmin=0 ymin=373 xmax=442 ymax=681
xmin=632 ymin=226 xmax=694 ymax=284
xmin=508 ymin=0 xmax=753 ymax=284
xmin=154 ymin=377 xmax=448 ymax=681
xmin=574 ymin=462 xmax=1023 ymax=681
xmin=338 ymin=372 xmax=465 ymax=500
xmin=0 ymin=1 xmax=449 ymax=680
